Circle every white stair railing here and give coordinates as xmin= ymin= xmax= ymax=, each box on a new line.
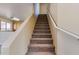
xmin=48 ymin=12 xmax=79 ymax=55
xmin=48 ymin=12 xmax=79 ymax=39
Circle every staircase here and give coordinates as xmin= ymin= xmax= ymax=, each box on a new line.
xmin=27 ymin=14 xmax=55 ymax=55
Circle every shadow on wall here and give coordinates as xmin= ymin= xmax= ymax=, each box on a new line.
xmin=34 ymin=3 xmax=40 ymax=16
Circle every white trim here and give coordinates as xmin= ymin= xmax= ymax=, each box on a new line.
xmin=48 ymin=12 xmax=79 ymax=39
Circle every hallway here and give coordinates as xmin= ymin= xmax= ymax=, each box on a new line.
xmin=27 ymin=14 xmax=55 ymax=55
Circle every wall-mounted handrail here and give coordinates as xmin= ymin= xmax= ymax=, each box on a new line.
xmin=48 ymin=12 xmax=79 ymax=39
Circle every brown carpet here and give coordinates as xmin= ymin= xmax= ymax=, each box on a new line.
xmin=26 ymin=14 xmax=55 ymax=55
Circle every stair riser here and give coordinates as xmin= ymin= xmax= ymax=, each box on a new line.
xmin=34 ymin=30 xmax=50 ymax=32
xmin=28 ymin=47 xmax=53 ymax=52
xmin=37 ymin=21 xmax=48 ymax=22
xmin=30 ymin=40 xmax=53 ymax=44
xmin=36 ymin=23 xmax=48 ymax=24
xmin=37 ymin=18 xmax=47 ymax=19
xmin=35 ymin=25 xmax=49 ymax=27
xmin=33 ymin=31 xmax=50 ymax=33
xmin=32 ymin=35 xmax=52 ymax=38
xmin=36 ymin=22 xmax=48 ymax=23
xmin=27 ymin=50 xmax=56 ymax=55
xmin=36 ymin=24 xmax=49 ymax=26
xmin=34 ymin=29 xmax=50 ymax=31
xmin=31 ymin=38 xmax=52 ymax=40
xmin=34 ymin=28 xmax=50 ymax=30
xmin=35 ymin=27 xmax=49 ymax=29
xmin=36 ymin=23 xmax=48 ymax=25
xmin=36 ymin=21 xmax=48 ymax=22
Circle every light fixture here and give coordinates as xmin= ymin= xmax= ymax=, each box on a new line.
xmin=11 ymin=17 xmax=20 ymax=21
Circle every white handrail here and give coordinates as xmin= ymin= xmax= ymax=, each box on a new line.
xmin=48 ymin=12 xmax=79 ymax=39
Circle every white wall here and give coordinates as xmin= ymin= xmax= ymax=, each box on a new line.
xmin=0 ymin=32 xmax=14 ymax=45
xmin=57 ymin=4 xmax=79 ymax=55
xmin=40 ymin=3 xmax=48 ymax=14
xmin=0 ymin=32 xmax=14 ymax=54
xmin=0 ymin=3 xmax=34 ymax=21
xmin=57 ymin=30 xmax=79 ymax=55
xmin=0 ymin=4 xmax=12 ymax=18
xmin=57 ymin=4 xmax=79 ymax=35
xmin=48 ymin=3 xmax=79 ymax=55
xmin=34 ymin=3 xmax=40 ymax=16
xmin=11 ymin=3 xmax=34 ymax=21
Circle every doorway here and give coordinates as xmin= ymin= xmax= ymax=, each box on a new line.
xmin=34 ymin=3 xmax=40 ymax=16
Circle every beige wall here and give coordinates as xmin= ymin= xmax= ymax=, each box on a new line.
xmin=57 ymin=4 xmax=79 ymax=35
xmin=57 ymin=4 xmax=79 ymax=54
xmin=48 ymin=3 xmax=79 ymax=55
xmin=40 ymin=3 xmax=48 ymax=14
xmin=47 ymin=4 xmax=58 ymax=54
xmin=48 ymin=4 xmax=58 ymax=23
